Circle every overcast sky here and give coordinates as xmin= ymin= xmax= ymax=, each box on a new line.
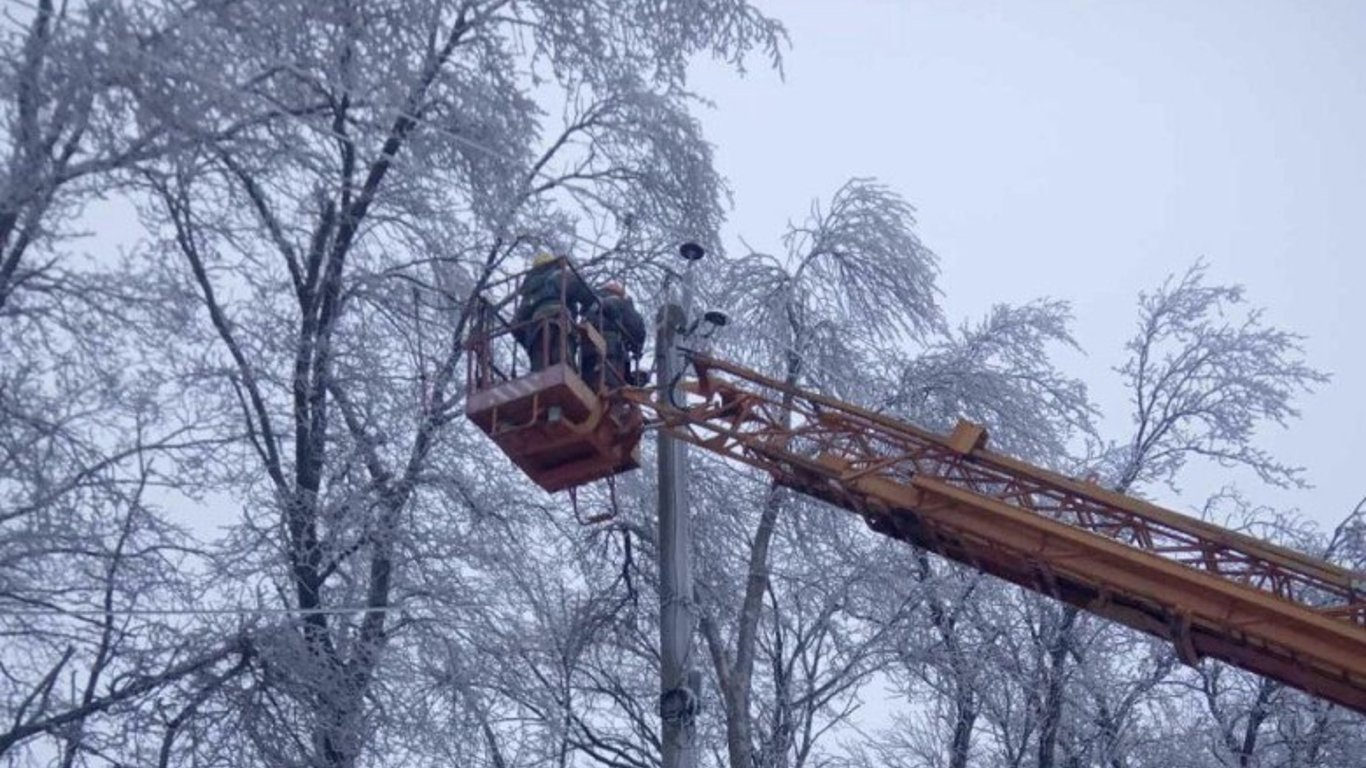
xmin=689 ymin=0 xmax=1366 ymax=531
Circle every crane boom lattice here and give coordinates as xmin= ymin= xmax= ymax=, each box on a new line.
xmin=618 ymin=351 xmax=1366 ymax=713
xmin=462 ymin=265 xmax=1366 ymax=714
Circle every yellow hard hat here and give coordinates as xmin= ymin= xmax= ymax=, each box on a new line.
xmin=533 ymin=251 xmax=556 ymax=266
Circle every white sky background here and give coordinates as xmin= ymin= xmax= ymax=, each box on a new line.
xmin=689 ymin=0 xmax=1366 ymax=532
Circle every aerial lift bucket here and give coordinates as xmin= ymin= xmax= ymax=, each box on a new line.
xmin=463 ymin=257 xmax=644 ymax=493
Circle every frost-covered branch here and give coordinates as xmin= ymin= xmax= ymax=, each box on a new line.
xmin=1110 ymin=261 xmax=1327 ymax=491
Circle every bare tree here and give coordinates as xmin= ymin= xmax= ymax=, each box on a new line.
xmin=888 ymin=299 xmax=1096 ymax=463
xmin=113 ymin=1 xmax=784 ymax=765
xmin=687 ymin=178 xmax=941 ymax=768
xmin=1 ymin=3 xmax=264 ymax=762
xmin=859 ymin=294 xmax=1096 ymax=768
xmin=4 ymin=0 xmax=784 ymax=764
xmin=1019 ymin=260 xmax=1328 ymax=768
xmin=1106 ymin=260 xmax=1328 ymax=492
xmin=857 ymin=260 xmax=1338 ymax=768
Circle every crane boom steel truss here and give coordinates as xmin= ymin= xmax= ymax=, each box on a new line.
xmin=619 ymin=351 xmax=1366 ymax=714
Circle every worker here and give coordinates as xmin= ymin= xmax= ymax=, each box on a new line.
xmin=592 ymin=280 xmax=647 ymax=389
xmin=513 ymin=252 xmax=595 ymax=371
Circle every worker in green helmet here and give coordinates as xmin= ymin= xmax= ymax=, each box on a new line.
xmin=513 ymin=252 xmax=596 ymax=371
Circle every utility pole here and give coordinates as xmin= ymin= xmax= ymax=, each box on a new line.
xmin=657 ymin=242 xmax=704 ymax=768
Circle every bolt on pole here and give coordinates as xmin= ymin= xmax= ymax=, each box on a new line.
xmin=656 ymin=242 xmax=705 ymax=768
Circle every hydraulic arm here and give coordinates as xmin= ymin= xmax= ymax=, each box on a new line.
xmin=618 ymin=351 xmax=1366 ymax=714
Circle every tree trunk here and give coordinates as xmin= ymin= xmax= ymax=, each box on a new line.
xmin=723 ymin=483 xmax=784 ymax=768
xmin=948 ymin=691 xmax=977 ymax=768
xmin=1037 ymin=605 xmax=1078 ymax=768
xmin=719 ymin=357 xmax=801 ymax=768
xmin=1235 ymin=678 xmax=1277 ymax=768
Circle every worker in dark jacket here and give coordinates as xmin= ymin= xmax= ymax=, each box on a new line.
xmin=592 ymin=281 xmax=647 ymax=389
xmin=513 ymin=252 xmax=595 ymax=371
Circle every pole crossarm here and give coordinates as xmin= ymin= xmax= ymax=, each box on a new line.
xmin=617 ymin=351 xmax=1366 ymax=714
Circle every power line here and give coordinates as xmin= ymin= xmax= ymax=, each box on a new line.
xmin=0 ymin=603 xmax=470 ymax=619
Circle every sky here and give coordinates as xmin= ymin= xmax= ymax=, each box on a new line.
xmin=689 ymin=0 xmax=1366 ymax=532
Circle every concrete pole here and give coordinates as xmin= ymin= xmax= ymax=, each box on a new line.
xmin=657 ymin=243 xmax=703 ymax=768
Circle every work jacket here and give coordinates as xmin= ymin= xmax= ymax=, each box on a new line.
xmin=600 ymin=295 xmax=646 ymax=357
xmin=515 ymin=261 xmax=595 ymax=327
